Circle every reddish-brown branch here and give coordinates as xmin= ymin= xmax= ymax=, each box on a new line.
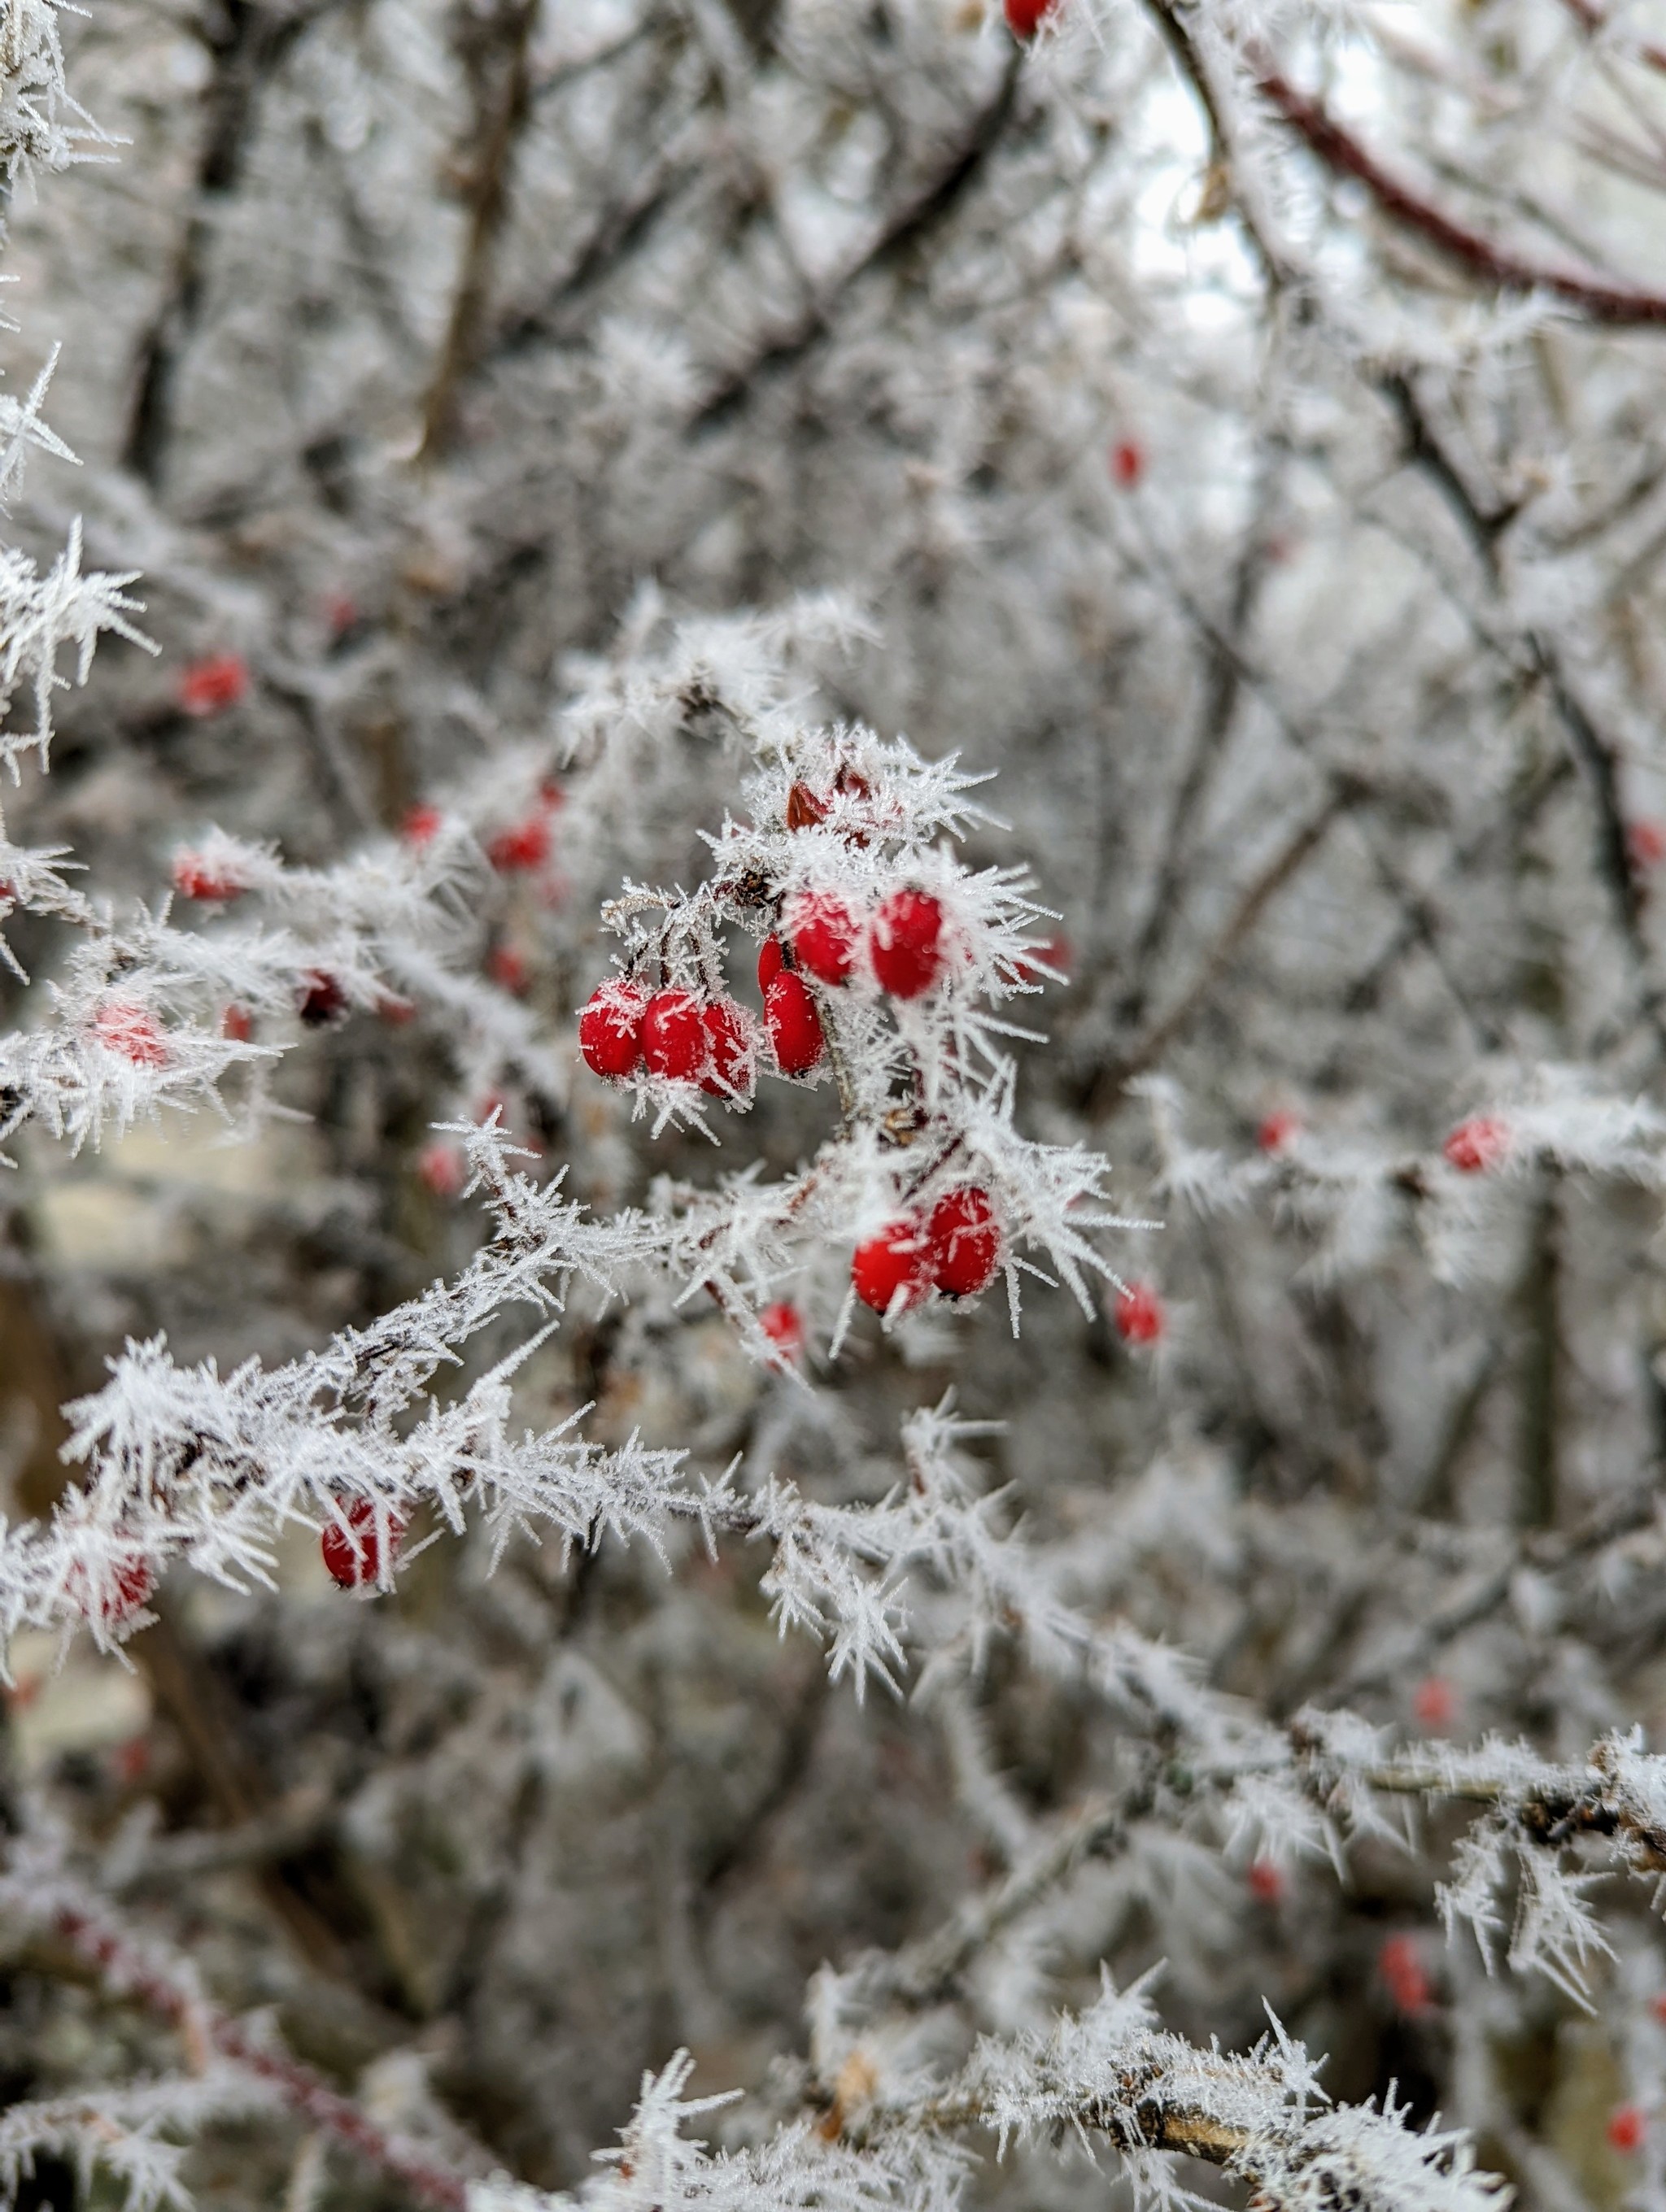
xmin=1559 ymin=0 xmax=1666 ymax=80
xmin=1258 ymin=68 xmax=1666 ymax=325
xmin=53 ymin=1906 xmax=473 ymax=2212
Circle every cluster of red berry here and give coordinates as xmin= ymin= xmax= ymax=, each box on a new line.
xmin=852 ymin=1186 xmax=1003 ymax=1311
xmin=783 ymin=886 xmax=949 ymax=999
xmin=578 ymin=979 xmax=757 ymax=1097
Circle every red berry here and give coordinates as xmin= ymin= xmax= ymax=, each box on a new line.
xmin=927 ymin=1187 xmax=1002 ymax=1298
xmin=1443 ymin=1116 xmax=1507 ymax=1174
xmin=1110 ymin=438 xmax=1144 ymax=487
xmin=641 ymin=990 xmax=707 ymax=1081
xmin=789 ymin=893 xmax=858 ymax=985
xmin=1412 ymin=1675 xmax=1455 ymax=1729
xmin=94 ymin=1000 xmax=168 ymax=1069
xmin=1114 ymin=1282 xmax=1163 ymax=1344
xmin=1005 ymin=0 xmax=1057 ymax=34
xmin=221 ymin=1004 xmax=254 ymax=1043
xmin=486 ymin=814 xmax=552 ymax=873
xmin=1650 ymin=1996 xmax=1666 ymax=2025
xmin=1246 ymin=1858 xmax=1284 ymax=1904
xmin=700 ymin=997 xmax=755 ymax=1100
xmin=852 ymin=1218 xmax=931 ymax=1315
xmin=578 ymin=982 xmax=645 ymax=1080
xmin=298 ymin=970 xmax=348 ymax=1026
xmin=487 ymin=944 xmax=530 ymax=995
xmin=177 ymin=653 xmax=249 ymax=716
xmin=417 ymin=1140 xmax=465 ymax=1198
xmin=758 ymin=936 xmax=786 ymax=991
xmin=1630 ymin=820 xmax=1666 ymax=871
xmin=765 ymin=973 xmax=825 ymax=1075
xmin=760 ymin=1301 xmax=804 ymax=1365
xmin=1609 ymin=2107 xmax=1646 ymax=2155
xmin=870 ymin=890 xmax=944 ymax=999
xmin=1257 ymin=1110 xmax=1299 ymax=1154
xmin=786 ymin=782 xmax=830 ymax=831
xmin=321 ymin=1497 xmax=404 ymax=1590
xmin=325 ymin=592 xmax=358 ymax=636
xmin=403 ymin=803 xmax=443 ymax=846
xmin=1379 ymin=1934 xmax=1433 ymax=2016
xmin=377 ymin=994 xmax=416 ymax=1025
xmin=172 ymin=851 xmax=245 ymax=902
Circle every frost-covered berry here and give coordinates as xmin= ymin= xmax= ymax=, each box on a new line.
xmin=221 ymin=1004 xmax=253 ymax=1043
xmin=1609 ymin=2108 xmax=1646 ymax=2155
xmin=765 ymin=973 xmax=824 ymax=1075
xmin=790 ymin=893 xmax=858 ymax=985
xmin=761 ymin=1301 xmax=804 ymax=1365
xmin=700 ymin=997 xmax=755 ymax=1099
xmin=928 ymin=1187 xmax=1001 ymax=1297
xmin=321 ymin=1498 xmax=403 ymax=1590
xmin=1114 ymin=1281 xmax=1164 ymax=1344
xmin=172 ymin=851 xmax=245 ymax=902
xmin=403 ymin=803 xmax=443 ymax=847
xmin=579 ymin=981 xmax=645 ymax=1079
xmin=177 ymin=652 xmax=250 ymax=716
xmin=298 ymin=970 xmax=348 ymax=1026
xmin=1443 ymin=1116 xmax=1508 ymax=1173
xmin=870 ymin=889 xmax=944 ymax=999
xmin=486 ymin=813 xmax=552 ymax=873
xmin=757 ymin=936 xmax=786 ymax=991
xmin=852 ymin=1219 xmax=930 ymax=1314
xmin=641 ymin=990 xmax=708 ymax=1081
xmin=94 ymin=1000 xmax=168 ymax=1068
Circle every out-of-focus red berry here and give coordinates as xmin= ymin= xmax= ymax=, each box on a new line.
xmin=177 ymin=653 xmax=250 ymax=716
xmin=1246 ymin=1858 xmax=1284 ymax=1904
xmin=298 ymin=970 xmax=348 ymax=1026
xmin=765 ymin=973 xmax=825 ymax=1075
xmin=403 ymin=804 xmax=443 ymax=847
xmin=1629 ymin=820 xmax=1666 ymax=871
xmin=870 ymin=889 xmax=944 ymax=999
xmin=321 ymin=1498 xmax=404 ymax=1590
xmin=761 ymin=1302 xmax=805 ymax=1365
xmin=578 ymin=981 xmax=645 ymax=1079
xmin=852 ymin=1219 xmax=931 ymax=1315
xmin=1004 ymin=0 xmax=1058 ymax=36
xmin=1379 ymin=1933 xmax=1434 ymax=2016
xmin=1257 ymin=1111 xmax=1300 ymax=1154
xmin=221 ymin=1004 xmax=254 ymax=1043
xmin=487 ymin=944 xmax=530 ymax=995
xmin=1443 ymin=1117 xmax=1508 ymax=1174
xmin=641 ymin=990 xmax=708 ymax=1081
xmin=790 ymin=893 xmax=859 ymax=985
xmin=94 ymin=1000 xmax=168 ymax=1068
xmin=1412 ymin=1675 xmax=1456 ymax=1729
xmin=417 ymin=1140 xmax=466 ymax=1198
xmin=486 ymin=814 xmax=552 ymax=873
xmin=1110 ymin=438 xmax=1144 ymax=487
xmin=1609 ymin=2106 xmax=1646 ymax=2154
xmin=928 ymin=1187 xmax=1002 ymax=1298
xmin=1114 ymin=1282 xmax=1164 ymax=1344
